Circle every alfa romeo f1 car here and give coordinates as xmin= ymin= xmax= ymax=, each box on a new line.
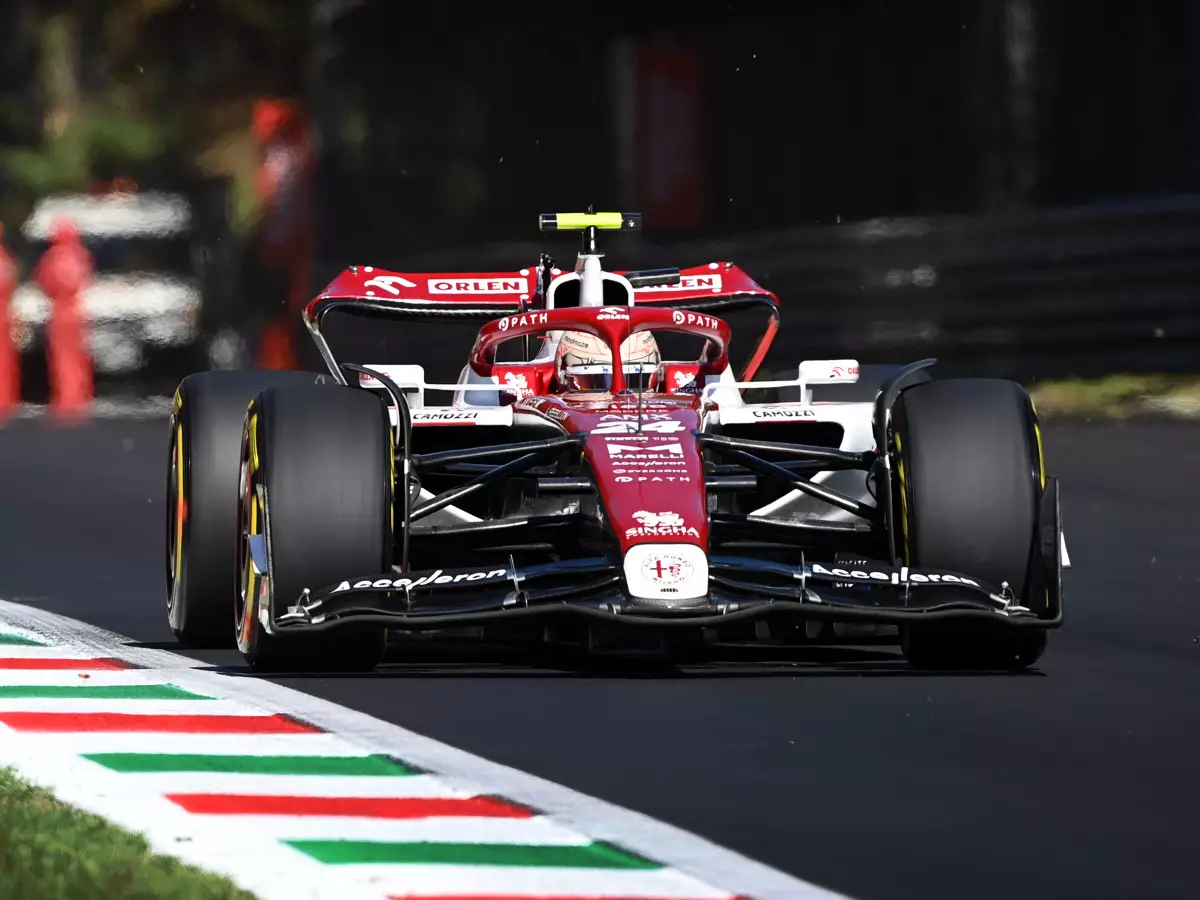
xmin=165 ymin=211 xmax=1067 ymax=673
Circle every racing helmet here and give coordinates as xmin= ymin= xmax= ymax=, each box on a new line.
xmin=556 ymin=329 xmax=660 ymax=392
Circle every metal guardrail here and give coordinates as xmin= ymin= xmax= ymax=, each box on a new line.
xmin=316 ymin=195 xmax=1200 ymax=382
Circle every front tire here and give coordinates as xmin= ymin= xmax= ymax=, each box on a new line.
xmin=167 ymin=369 xmax=332 ymax=648
xmin=236 ymin=383 xmax=392 ymax=673
xmin=890 ymin=378 xmax=1049 ymax=670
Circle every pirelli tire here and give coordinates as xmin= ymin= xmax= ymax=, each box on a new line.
xmin=166 ymin=369 xmax=334 ymax=649
xmin=236 ymin=382 xmax=392 ymax=673
xmin=890 ymin=378 xmax=1049 ymax=670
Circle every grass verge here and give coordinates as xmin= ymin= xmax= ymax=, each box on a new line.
xmin=1029 ymin=373 xmax=1200 ymax=419
xmin=0 ymin=767 xmax=256 ymax=900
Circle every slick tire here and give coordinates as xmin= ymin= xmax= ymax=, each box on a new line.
xmin=167 ymin=369 xmax=334 ymax=648
xmin=890 ymin=378 xmax=1049 ymax=671
xmin=236 ymin=383 xmax=392 ymax=673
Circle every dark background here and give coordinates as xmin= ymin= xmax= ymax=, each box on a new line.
xmin=1 ymin=0 xmax=1198 ymax=389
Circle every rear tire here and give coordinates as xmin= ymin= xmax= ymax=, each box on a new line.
xmin=166 ymin=369 xmax=332 ymax=648
xmin=236 ymin=383 xmax=392 ymax=673
xmin=890 ymin=378 xmax=1049 ymax=670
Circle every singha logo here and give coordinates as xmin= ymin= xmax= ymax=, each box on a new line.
xmin=632 ymin=510 xmax=684 ymax=528
xmin=500 ymin=371 xmax=532 ymax=398
xmin=626 ymin=509 xmax=699 ymax=539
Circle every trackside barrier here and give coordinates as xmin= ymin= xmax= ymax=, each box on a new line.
xmin=56 ymin=193 xmax=1200 ymax=401
xmin=313 ymin=195 xmax=1200 ymax=383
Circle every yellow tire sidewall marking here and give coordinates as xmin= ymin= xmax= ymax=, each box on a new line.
xmin=240 ymin=410 xmax=261 ymax=642
xmin=173 ymin=421 xmax=184 ymax=585
xmin=894 ymin=432 xmax=911 ymax=566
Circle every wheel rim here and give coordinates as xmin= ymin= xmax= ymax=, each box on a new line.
xmin=235 ymin=438 xmax=254 ymax=643
xmin=166 ymin=416 xmax=183 ymax=612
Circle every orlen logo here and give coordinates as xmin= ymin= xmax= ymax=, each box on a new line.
xmin=596 ymin=307 xmax=629 ymax=320
xmin=637 ymin=275 xmax=723 ymax=292
xmin=830 ymin=366 xmax=860 ymax=378
xmin=428 ymin=278 xmax=527 ymax=294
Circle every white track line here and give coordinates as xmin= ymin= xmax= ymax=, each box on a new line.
xmin=0 ymin=599 xmax=854 ymax=900
xmin=162 ymin=815 xmax=594 ymax=845
xmin=334 ymin=867 xmax=737 ymax=899
xmin=15 ymin=730 xmax=371 ymax=756
xmin=0 ymin=670 xmax=194 ymax=686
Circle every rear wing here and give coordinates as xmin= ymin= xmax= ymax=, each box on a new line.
xmin=307 ymin=209 xmax=781 ymax=389
xmin=314 ymin=262 xmax=772 ymax=307
xmin=305 ymin=285 xmax=781 ymax=389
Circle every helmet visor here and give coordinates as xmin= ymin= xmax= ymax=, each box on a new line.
xmin=562 ymin=363 xmax=657 ymax=393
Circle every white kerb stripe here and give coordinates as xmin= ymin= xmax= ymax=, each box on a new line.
xmin=0 ymin=599 xmax=855 ymax=900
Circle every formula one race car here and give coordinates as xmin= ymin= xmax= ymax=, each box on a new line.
xmin=165 ymin=211 xmax=1067 ymax=673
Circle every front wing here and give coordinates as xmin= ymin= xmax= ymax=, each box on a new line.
xmin=270 ymin=481 xmax=1064 ymax=635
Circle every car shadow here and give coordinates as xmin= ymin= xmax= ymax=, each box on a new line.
xmin=135 ymin=639 xmax=1045 ymax=680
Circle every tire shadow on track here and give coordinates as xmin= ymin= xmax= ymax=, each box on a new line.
xmin=125 ymin=640 xmax=1047 ymax=680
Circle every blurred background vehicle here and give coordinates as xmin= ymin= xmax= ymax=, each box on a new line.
xmin=0 ymin=0 xmax=1196 ymax=402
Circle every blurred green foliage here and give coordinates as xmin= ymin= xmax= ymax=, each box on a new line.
xmin=0 ymin=0 xmax=306 ymax=235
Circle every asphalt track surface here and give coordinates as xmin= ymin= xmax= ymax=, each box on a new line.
xmin=1 ymin=415 xmax=1197 ymax=900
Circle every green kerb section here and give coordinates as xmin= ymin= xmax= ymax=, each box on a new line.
xmin=83 ymin=753 xmax=418 ymax=776
xmin=0 ymin=684 xmax=210 ymax=700
xmin=0 ymin=633 xmax=48 ymax=646
xmin=285 ymin=840 xmax=662 ymax=869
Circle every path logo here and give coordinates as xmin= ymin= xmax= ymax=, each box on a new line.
xmin=670 ymin=310 xmax=720 ymax=330
xmin=625 ymin=509 xmax=700 ymax=539
xmin=498 ymin=311 xmax=548 ymax=332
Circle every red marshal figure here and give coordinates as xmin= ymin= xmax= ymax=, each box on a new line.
xmin=252 ymin=98 xmax=314 ymax=370
xmin=33 ymin=218 xmax=94 ymax=418
xmin=0 ymin=223 xmax=19 ymax=418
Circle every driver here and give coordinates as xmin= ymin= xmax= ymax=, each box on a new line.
xmin=556 ymin=329 xmax=660 ymax=392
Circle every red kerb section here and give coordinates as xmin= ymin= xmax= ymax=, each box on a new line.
xmin=0 ymin=712 xmax=319 ymax=734
xmin=166 ymin=793 xmax=532 ymax=819
xmin=0 ymin=657 xmax=130 ymax=670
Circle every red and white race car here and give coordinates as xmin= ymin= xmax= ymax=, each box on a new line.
xmin=165 ymin=211 xmax=1067 ymax=673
